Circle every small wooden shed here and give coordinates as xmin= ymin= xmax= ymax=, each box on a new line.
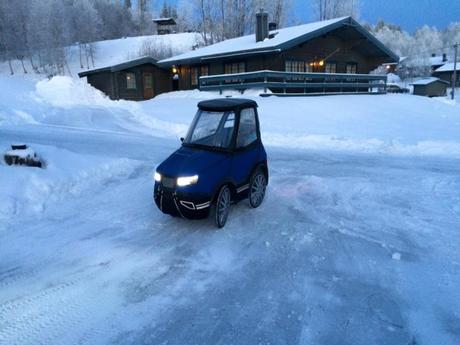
xmin=78 ymin=57 xmax=171 ymax=101
xmin=411 ymin=78 xmax=449 ymax=97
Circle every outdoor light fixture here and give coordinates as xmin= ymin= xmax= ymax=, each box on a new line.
xmin=319 ymin=60 xmax=324 ymax=66
xmin=172 ymin=66 xmax=178 ymax=74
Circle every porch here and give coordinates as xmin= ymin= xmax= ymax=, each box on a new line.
xmin=199 ymin=70 xmax=388 ymax=96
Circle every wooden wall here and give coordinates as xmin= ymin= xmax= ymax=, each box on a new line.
xmin=87 ymin=63 xmax=172 ymax=101
xmin=175 ymin=33 xmax=389 ymax=90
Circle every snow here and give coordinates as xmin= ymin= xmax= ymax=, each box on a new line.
xmin=435 ymin=62 xmax=460 ymax=72
xmin=5 ymin=147 xmax=36 ymax=159
xmin=160 ymin=17 xmax=349 ymax=63
xmin=0 ymin=32 xmax=203 ymax=77
xmin=411 ymin=77 xmax=447 ymax=85
xmin=1 ymin=74 xmax=460 ymax=345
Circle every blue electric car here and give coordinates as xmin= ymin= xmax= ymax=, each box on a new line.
xmin=153 ymin=98 xmax=268 ymax=228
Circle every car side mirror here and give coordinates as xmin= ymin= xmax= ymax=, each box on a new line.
xmin=180 ymin=137 xmax=184 ymax=142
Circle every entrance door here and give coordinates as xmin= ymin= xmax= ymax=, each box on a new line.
xmin=143 ymin=72 xmax=154 ymax=99
xmin=172 ymin=74 xmax=179 ymax=91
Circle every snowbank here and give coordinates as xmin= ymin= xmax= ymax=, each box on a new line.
xmin=1 ymin=74 xmax=460 ymax=158
xmin=0 ymin=144 xmax=140 ymax=225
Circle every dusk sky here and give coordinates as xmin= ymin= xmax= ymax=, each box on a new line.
xmin=162 ymin=0 xmax=460 ymax=32
xmin=294 ymin=0 xmax=460 ymax=31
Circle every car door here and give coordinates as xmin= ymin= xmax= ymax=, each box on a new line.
xmin=231 ymin=107 xmax=260 ymax=190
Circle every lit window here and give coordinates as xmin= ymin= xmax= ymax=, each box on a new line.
xmin=126 ymin=72 xmax=136 ymax=89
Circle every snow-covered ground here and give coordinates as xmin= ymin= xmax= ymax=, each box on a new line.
xmin=1 ymin=74 xmax=460 ymax=345
xmin=0 ymin=32 xmax=202 ymax=77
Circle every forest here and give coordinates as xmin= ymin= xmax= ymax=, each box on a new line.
xmin=0 ymin=0 xmax=459 ymax=76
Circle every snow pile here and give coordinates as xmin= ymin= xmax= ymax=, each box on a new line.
xmin=35 ymin=76 xmax=110 ymax=108
xmin=0 ymin=144 xmax=140 ymax=225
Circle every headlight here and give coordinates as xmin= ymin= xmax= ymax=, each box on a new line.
xmin=177 ymin=175 xmax=199 ymax=187
xmin=154 ymin=171 xmax=162 ymax=182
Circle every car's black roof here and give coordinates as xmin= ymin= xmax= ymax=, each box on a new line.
xmin=197 ymin=98 xmax=258 ymax=112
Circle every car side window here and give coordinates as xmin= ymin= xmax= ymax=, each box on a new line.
xmin=237 ymin=108 xmax=257 ymax=148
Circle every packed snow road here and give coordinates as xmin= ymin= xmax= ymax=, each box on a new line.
xmin=1 ymin=124 xmax=460 ymax=345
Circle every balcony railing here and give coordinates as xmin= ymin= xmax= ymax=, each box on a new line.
xmin=199 ymin=70 xmax=387 ymax=96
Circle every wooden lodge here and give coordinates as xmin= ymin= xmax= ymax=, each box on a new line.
xmin=78 ymin=57 xmax=171 ymax=101
xmin=79 ymin=14 xmax=398 ymax=100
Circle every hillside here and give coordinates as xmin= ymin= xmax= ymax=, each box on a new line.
xmin=0 ymin=32 xmax=203 ymax=77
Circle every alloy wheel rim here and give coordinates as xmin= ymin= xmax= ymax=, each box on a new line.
xmin=251 ymin=174 xmax=266 ymax=206
xmin=218 ymin=188 xmax=230 ymax=224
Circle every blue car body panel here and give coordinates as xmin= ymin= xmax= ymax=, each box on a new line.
xmin=153 ymin=99 xmax=268 ymax=220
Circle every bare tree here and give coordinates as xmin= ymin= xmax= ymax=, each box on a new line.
xmin=312 ymin=0 xmax=359 ymax=21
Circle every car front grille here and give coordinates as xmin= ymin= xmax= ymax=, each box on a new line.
xmin=162 ymin=176 xmax=175 ymax=189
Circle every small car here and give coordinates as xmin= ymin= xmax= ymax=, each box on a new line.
xmin=153 ymin=98 xmax=268 ymax=228
xmin=387 ymin=84 xmax=410 ymax=94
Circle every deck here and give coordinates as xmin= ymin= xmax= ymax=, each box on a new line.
xmin=199 ymin=70 xmax=387 ymax=96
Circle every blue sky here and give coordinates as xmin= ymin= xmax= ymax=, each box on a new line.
xmin=159 ymin=0 xmax=459 ymax=32
xmin=294 ymin=0 xmax=460 ymax=31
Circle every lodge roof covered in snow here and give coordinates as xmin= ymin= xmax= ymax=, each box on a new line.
xmin=78 ymin=57 xmax=158 ymax=77
xmin=435 ymin=62 xmax=460 ymax=73
xmin=159 ymin=16 xmax=399 ymax=66
xmin=411 ymin=77 xmax=449 ymax=86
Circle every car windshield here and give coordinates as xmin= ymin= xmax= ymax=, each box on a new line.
xmin=183 ymin=110 xmax=235 ymax=149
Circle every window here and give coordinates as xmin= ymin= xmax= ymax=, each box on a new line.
xmin=201 ymin=65 xmax=209 ymax=77
xmin=126 ymin=72 xmax=136 ymax=89
xmin=325 ymin=63 xmax=337 ymax=74
xmin=237 ymin=108 xmax=257 ymax=148
xmin=184 ymin=110 xmax=235 ymax=149
xmin=224 ymin=62 xmax=245 ymax=74
xmin=346 ymin=63 xmax=357 ymax=74
xmin=191 ymin=67 xmax=199 ymax=86
xmin=191 ymin=65 xmax=210 ymax=87
xmin=305 ymin=62 xmax=313 ymax=73
xmin=285 ymin=60 xmax=305 ymax=73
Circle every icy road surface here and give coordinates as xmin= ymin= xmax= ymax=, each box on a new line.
xmin=1 ymin=124 xmax=460 ymax=345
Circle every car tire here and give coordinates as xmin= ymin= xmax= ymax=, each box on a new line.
xmin=212 ymin=185 xmax=231 ymax=228
xmin=249 ymin=169 xmax=266 ymax=208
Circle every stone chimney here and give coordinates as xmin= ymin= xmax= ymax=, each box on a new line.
xmin=256 ymin=10 xmax=269 ymax=42
xmin=443 ymin=53 xmax=447 ymax=62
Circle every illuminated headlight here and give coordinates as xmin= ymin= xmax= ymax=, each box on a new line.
xmin=177 ymin=175 xmax=199 ymax=187
xmin=154 ymin=171 xmax=162 ymax=182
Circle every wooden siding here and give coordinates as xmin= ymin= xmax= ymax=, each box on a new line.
xmin=175 ymin=33 xmax=389 ymax=91
xmin=86 ymin=63 xmax=172 ymax=101
xmin=413 ymin=82 xmax=447 ymax=97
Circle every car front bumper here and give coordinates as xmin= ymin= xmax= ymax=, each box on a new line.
xmin=154 ymin=182 xmax=212 ymax=220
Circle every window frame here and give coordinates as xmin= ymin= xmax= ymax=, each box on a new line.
xmin=325 ymin=62 xmax=337 ymax=74
xmin=236 ymin=107 xmax=260 ymax=150
xmin=126 ymin=72 xmax=137 ymax=89
xmin=190 ymin=64 xmax=210 ymax=87
xmin=346 ymin=62 xmax=358 ymax=74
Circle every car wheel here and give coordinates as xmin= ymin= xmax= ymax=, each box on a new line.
xmin=213 ymin=185 xmax=231 ymax=228
xmin=249 ymin=170 xmax=266 ymax=208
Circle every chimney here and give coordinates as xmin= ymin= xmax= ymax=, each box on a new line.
xmin=431 ymin=53 xmax=436 ymax=57
xmin=442 ymin=53 xmax=447 ymax=62
xmin=269 ymin=22 xmax=277 ymax=31
xmin=256 ymin=10 xmax=269 ymax=42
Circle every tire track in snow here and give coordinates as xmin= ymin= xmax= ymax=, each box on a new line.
xmin=0 ymin=273 xmax=109 ymax=345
